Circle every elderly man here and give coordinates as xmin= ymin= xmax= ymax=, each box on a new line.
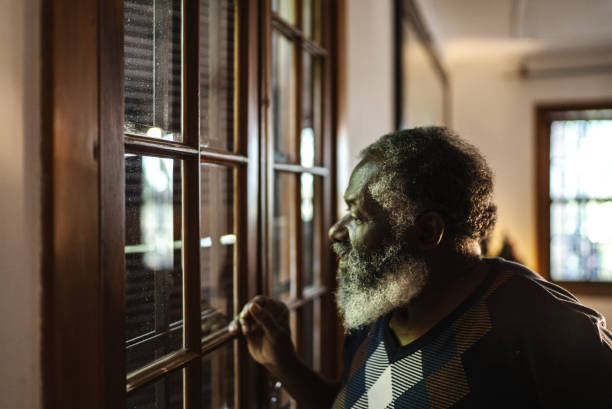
xmin=231 ymin=127 xmax=612 ymax=408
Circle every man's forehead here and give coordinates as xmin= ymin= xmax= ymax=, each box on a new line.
xmin=344 ymin=159 xmax=380 ymax=203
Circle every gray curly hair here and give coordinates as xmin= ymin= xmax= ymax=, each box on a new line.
xmin=361 ymin=127 xmax=497 ymax=253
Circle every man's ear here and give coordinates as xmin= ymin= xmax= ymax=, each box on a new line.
xmin=415 ymin=211 xmax=445 ymax=250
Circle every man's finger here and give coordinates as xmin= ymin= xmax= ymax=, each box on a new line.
xmin=239 ymin=303 xmax=259 ymax=332
xmin=248 ymin=302 xmax=281 ymax=338
xmin=236 ymin=296 xmax=287 ymax=336
xmin=228 ymin=317 xmax=240 ymax=335
xmin=239 ymin=315 xmax=253 ymax=334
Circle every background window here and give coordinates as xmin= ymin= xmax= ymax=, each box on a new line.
xmin=549 ymin=117 xmax=612 ymax=281
xmin=537 ymin=106 xmax=612 ymax=290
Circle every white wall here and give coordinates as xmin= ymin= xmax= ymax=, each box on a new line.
xmin=0 ymin=0 xmax=42 ymax=408
xmin=449 ymin=56 xmax=612 ymax=319
xmin=339 ymin=0 xmax=394 ymax=207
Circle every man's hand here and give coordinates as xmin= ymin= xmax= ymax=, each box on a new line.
xmin=230 ymin=295 xmax=341 ymax=408
xmin=229 ymin=295 xmax=296 ymax=377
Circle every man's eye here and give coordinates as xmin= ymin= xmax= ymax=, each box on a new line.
xmin=345 ymin=208 xmax=363 ymax=224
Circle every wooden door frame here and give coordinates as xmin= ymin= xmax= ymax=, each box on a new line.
xmin=42 ymin=0 xmax=125 ymax=408
xmin=327 ymin=0 xmax=343 ymax=381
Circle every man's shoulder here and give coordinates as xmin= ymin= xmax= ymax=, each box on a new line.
xmin=483 ymin=257 xmax=606 ymax=328
xmin=485 ymin=257 xmax=549 ymax=287
xmin=483 ymin=260 xmax=612 ymax=408
xmin=485 ymin=257 xmax=574 ymax=302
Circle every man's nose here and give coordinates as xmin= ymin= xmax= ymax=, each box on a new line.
xmin=329 ymin=215 xmax=349 ymax=242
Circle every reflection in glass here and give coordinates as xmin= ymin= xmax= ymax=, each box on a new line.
xmin=302 ymin=174 xmax=322 ymax=288
xmin=124 ymin=0 xmax=182 ymax=141
xmin=301 ymin=52 xmax=322 ymax=166
xmin=271 ymin=0 xmax=296 ymax=24
xmin=301 ymin=301 xmax=321 ymax=372
xmin=201 ymin=343 xmax=235 ymax=409
xmin=127 ymin=368 xmax=183 ymax=409
xmin=201 ymin=164 xmax=235 ymax=337
xmin=272 ymin=32 xmax=297 ymax=163
xmin=271 ymin=172 xmax=298 ymax=301
xmin=302 ymin=0 xmax=321 ymax=43
xmin=125 ymin=154 xmax=183 ymax=374
xmin=200 ymin=0 xmax=235 ymax=151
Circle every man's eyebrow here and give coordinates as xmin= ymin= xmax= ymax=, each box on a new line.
xmin=344 ymin=196 xmax=355 ymax=206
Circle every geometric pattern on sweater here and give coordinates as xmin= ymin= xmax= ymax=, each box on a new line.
xmin=332 ymin=272 xmax=511 ymax=409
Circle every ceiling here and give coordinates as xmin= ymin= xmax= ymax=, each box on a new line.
xmin=415 ymin=0 xmax=612 ymax=62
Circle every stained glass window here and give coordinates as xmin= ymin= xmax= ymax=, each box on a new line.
xmin=549 ymin=118 xmax=612 ymax=281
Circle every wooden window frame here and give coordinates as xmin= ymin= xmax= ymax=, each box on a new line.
xmin=122 ymin=3 xmax=260 ymax=407
xmin=43 ymin=0 xmax=340 ymax=408
xmin=262 ymin=0 xmax=338 ymax=387
xmin=393 ymin=0 xmax=450 ymax=130
xmin=42 ymin=0 xmax=125 ymax=407
xmin=535 ymin=101 xmax=612 ymax=296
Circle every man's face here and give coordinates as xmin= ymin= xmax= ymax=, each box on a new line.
xmin=331 ymin=160 xmax=392 ymax=265
xmin=330 ymin=159 xmax=429 ymax=331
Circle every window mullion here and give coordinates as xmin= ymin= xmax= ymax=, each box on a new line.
xmin=236 ymin=0 xmax=264 ymax=406
xmin=183 ymin=0 xmax=202 ymax=407
xmin=293 ymin=2 xmax=306 ymax=374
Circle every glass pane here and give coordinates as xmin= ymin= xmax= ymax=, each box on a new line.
xmin=550 ymin=120 xmax=612 ymax=200
xmin=300 ymin=300 xmax=321 ymax=372
xmin=302 ymin=174 xmax=322 ymax=288
xmin=271 ymin=0 xmax=296 ymax=24
xmin=201 ymin=164 xmax=235 ymax=337
xmin=301 ymin=52 xmax=323 ymax=167
xmin=272 ymin=32 xmax=297 ymax=164
xmin=302 ymin=0 xmax=322 ymax=43
xmin=124 ymin=0 xmax=182 ymax=141
xmin=127 ymin=369 xmax=184 ymax=409
xmin=550 ymin=201 xmax=612 ymax=281
xmin=200 ymin=0 xmax=235 ymax=151
xmin=271 ymin=172 xmax=298 ymax=301
xmin=125 ymin=154 xmax=183 ymax=374
xmin=202 ymin=343 xmax=235 ymax=409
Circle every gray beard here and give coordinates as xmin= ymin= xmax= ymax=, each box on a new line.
xmin=333 ymin=241 xmax=429 ymax=332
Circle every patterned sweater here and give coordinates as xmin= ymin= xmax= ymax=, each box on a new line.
xmin=332 ymin=258 xmax=612 ymax=409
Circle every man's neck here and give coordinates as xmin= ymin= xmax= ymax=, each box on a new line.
xmin=389 ymin=255 xmax=488 ymax=346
